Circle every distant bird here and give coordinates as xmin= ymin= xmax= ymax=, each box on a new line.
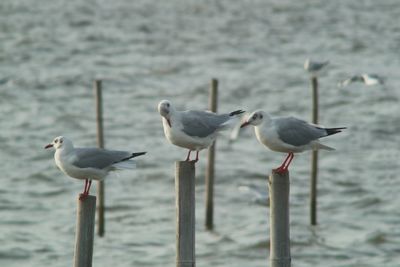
xmin=304 ymin=59 xmax=329 ymax=77
xmin=240 ymin=111 xmax=345 ymax=174
xmin=338 ymin=74 xmax=384 ymax=87
xmin=45 ymin=136 xmax=146 ymax=200
xmin=158 ymin=100 xmax=245 ymax=162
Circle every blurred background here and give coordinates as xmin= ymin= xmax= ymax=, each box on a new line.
xmin=1 ymin=0 xmax=400 ymax=266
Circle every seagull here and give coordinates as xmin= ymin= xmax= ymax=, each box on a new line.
xmin=240 ymin=111 xmax=345 ymax=174
xmin=304 ymin=59 xmax=329 ymax=77
xmin=45 ymin=136 xmax=146 ymax=200
xmin=338 ymin=74 xmax=384 ymax=87
xmin=158 ymin=100 xmax=245 ymax=162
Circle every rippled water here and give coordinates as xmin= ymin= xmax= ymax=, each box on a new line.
xmin=1 ymin=0 xmax=400 ymax=266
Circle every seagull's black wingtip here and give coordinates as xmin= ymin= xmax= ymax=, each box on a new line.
xmin=229 ymin=110 xmax=245 ymax=116
xmin=132 ymin=152 xmax=147 ymax=158
xmin=326 ymin=127 xmax=346 ymax=136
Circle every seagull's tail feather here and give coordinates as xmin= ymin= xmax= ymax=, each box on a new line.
xmin=325 ymin=127 xmax=346 ymax=136
xmin=113 ymin=160 xmax=137 ymax=169
xmin=112 ymin=152 xmax=146 ymax=170
xmin=314 ymin=143 xmax=335 ymax=151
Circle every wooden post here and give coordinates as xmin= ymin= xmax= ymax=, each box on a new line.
xmin=175 ymin=161 xmax=196 ymax=267
xmin=74 ymin=195 xmax=96 ymax=267
xmin=205 ymin=78 xmax=218 ymax=230
xmin=94 ymin=80 xmax=105 ymax=236
xmin=310 ymin=77 xmax=318 ymax=225
xmin=269 ymin=170 xmax=291 ymax=267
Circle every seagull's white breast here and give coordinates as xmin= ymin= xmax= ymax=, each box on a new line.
xmin=254 ymin=124 xmax=305 ymax=153
xmin=162 ymin=117 xmax=214 ymax=151
xmin=54 ymin=149 xmax=107 ymax=181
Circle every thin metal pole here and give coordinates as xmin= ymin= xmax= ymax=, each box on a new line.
xmin=310 ymin=77 xmax=318 ymax=225
xmin=205 ymin=78 xmax=218 ymax=230
xmin=94 ymin=80 xmax=105 ymax=236
xmin=269 ymin=170 xmax=291 ymax=267
xmin=175 ymin=161 xmax=196 ymax=267
xmin=74 ymin=195 xmax=96 ymax=267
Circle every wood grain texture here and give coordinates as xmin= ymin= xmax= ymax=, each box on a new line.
xmin=175 ymin=161 xmax=196 ymax=267
xmin=74 ymin=195 xmax=96 ymax=267
xmin=205 ymin=78 xmax=218 ymax=230
xmin=269 ymin=171 xmax=291 ymax=267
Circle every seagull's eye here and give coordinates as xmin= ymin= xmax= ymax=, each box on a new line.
xmin=60 ymin=139 xmax=63 ymax=144
xmin=253 ymin=115 xmax=257 ymax=120
xmin=55 ymin=139 xmax=58 ymax=144
xmin=260 ymin=114 xmax=263 ymax=119
xmin=166 ymin=103 xmax=170 ymax=108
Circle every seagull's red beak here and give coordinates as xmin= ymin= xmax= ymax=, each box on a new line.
xmin=44 ymin=144 xmax=53 ymax=149
xmin=240 ymin=121 xmax=250 ymax=128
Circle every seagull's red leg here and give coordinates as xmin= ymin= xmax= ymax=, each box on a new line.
xmin=282 ymin=153 xmax=294 ymax=172
xmin=84 ymin=179 xmax=88 ymax=193
xmin=274 ymin=153 xmax=291 ymax=174
xmin=79 ymin=179 xmax=89 ymax=200
xmin=185 ymin=150 xmax=192 ymax=161
xmin=86 ymin=180 xmax=92 ymax=195
xmin=193 ymin=151 xmax=199 ymax=163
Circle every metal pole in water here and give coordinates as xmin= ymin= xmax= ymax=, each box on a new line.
xmin=74 ymin=195 xmax=96 ymax=267
xmin=269 ymin=170 xmax=291 ymax=267
xmin=94 ymin=80 xmax=105 ymax=236
xmin=175 ymin=161 xmax=196 ymax=267
xmin=205 ymin=78 xmax=218 ymax=230
xmin=310 ymin=77 xmax=318 ymax=225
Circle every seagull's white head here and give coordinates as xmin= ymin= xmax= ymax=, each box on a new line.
xmin=241 ymin=110 xmax=267 ymax=128
xmin=158 ymin=100 xmax=173 ymax=127
xmin=304 ymin=59 xmax=310 ymax=70
xmin=44 ymin=136 xmax=73 ymax=150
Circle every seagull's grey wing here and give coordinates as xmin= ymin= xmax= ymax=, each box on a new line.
xmin=309 ymin=61 xmax=329 ymax=72
xmin=72 ymin=148 xmax=131 ymax=169
xmin=275 ymin=117 xmax=326 ymax=146
xmin=368 ymin=74 xmax=384 ymax=83
xmin=181 ymin=110 xmax=230 ymax=138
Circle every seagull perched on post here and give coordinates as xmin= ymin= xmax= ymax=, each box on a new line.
xmin=45 ymin=136 xmax=146 ymax=200
xmin=240 ymin=111 xmax=345 ymax=174
xmin=304 ymin=59 xmax=329 ymax=77
xmin=158 ymin=100 xmax=245 ymax=162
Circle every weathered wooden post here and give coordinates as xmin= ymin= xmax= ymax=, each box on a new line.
xmin=310 ymin=77 xmax=318 ymax=225
xmin=205 ymin=78 xmax=218 ymax=230
xmin=74 ymin=194 xmax=96 ymax=267
xmin=175 ymin=161 xmax=196 ymax=267
xmin=94 ymin=80 xmax=105 ymax=236
xmin=269 ymin=170 xmax=291 ymax=267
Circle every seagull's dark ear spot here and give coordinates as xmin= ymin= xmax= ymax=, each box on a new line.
xmin=166 ymin=103 xmax=170 ymax=107
xmin=60 ymin=139 xmax=63 ymax=144
xmin=260 ymin=114 xmax=263 ymax=119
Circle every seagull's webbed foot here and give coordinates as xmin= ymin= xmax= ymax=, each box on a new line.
xmin=273 ymin=166 xmax=288 ymax=174
xmin=273 ymin=153 xmax=294 ymax=174
xmin=79 ymin=179 xmax=92 ymax=201
xmin=79 ymin=193 xmax=88 ymax=201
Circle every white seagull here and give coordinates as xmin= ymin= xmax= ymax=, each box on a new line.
xmin=240 ymin=111 xmax=345 ymax=173
xmin=45 ymin=136 xmax=146 ymax=200
xmin=304 ymin=59 xmax=329 ymax=77
xmin=158 ymin=100 xmax=245 ymax=162
xmin=338 ymin=74 xmax=384 ymax=87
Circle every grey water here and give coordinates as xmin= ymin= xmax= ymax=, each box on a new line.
xmin=1 ymin=0 xmax=400 ymax=266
